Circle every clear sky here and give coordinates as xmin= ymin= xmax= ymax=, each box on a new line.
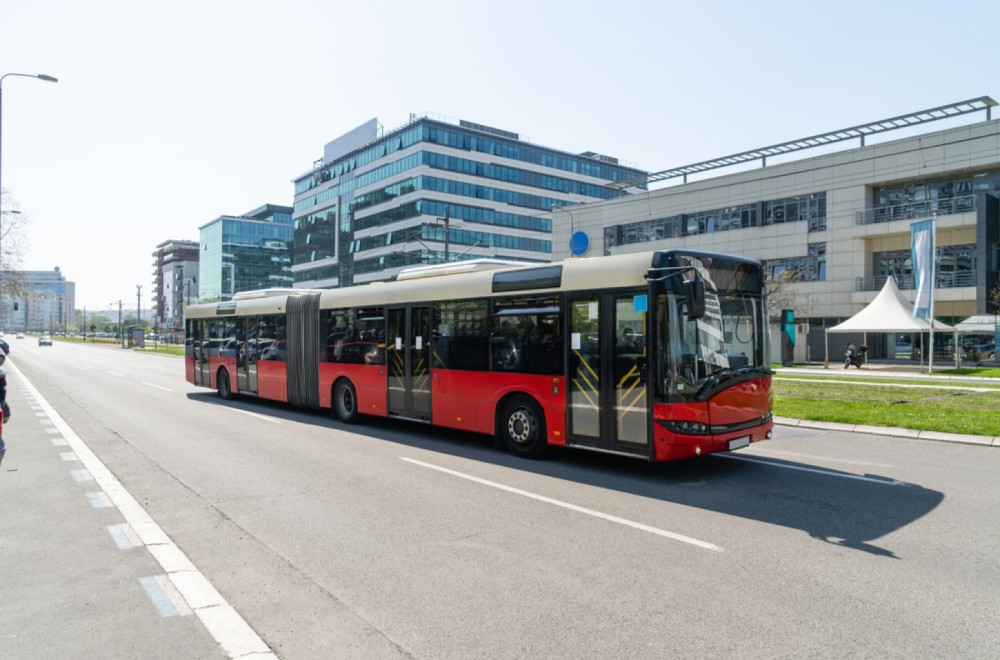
xmin=1 ymin=0 xmax=997 ymax=311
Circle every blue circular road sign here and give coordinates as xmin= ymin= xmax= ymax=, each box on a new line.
xmin=569 ymin=231 xmax=590 ymax=256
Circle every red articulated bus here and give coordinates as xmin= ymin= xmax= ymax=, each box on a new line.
xmin=185 ymin=249 xmax=773 ymax=461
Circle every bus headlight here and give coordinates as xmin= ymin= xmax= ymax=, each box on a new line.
xmin=666 ymin=420 xmax=710 ymax=435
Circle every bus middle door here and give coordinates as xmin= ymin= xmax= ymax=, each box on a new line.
xmin=236 ymin=317 xmax=258 ymax=395
xmin=387 ymin=305 xmax=432 ymax=421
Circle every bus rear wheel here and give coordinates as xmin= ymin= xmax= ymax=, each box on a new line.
xmin=217 ymin=369 xmax=233 ymax=400
xmin=499 ymin=395 xmax=547 ymax=459
xmin=332 ymin=379 xmax=359 ymax=424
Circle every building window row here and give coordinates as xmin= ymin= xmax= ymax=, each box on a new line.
xmin=861 ymin=170 xmax=1000 ymax=224
xmin=344 ymin=175 xmax=572 ymax=219
xmin=763 ymin=243 xmax=827 ymax=281
xmin=296 ymin=121 xmax=645 ymax=195
xmin=603 ymin=193 xmax=827 ymax=254
xmin=423 ymin=152 xmax=621 ymax=200
xmin=346 ymin=224 xmax=552 ymax=256
xmin=869 ymin=244 xmax=977 ymax=291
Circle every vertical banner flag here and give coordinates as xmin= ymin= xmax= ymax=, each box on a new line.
xmin=910 ymin=219 xmax=934 ymax=319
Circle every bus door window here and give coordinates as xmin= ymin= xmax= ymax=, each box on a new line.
xmin=187 ymin=319 xmax=210 ymax=387
xmin=568 ymin=297 xmax=600 ymax=439
xmin=613 ymin=295 xmax=648 ymax=447
xmin=387 ymin=306 xmax=432 ymax=421
xmin=236 ymin=317 xmax=257 ymax=393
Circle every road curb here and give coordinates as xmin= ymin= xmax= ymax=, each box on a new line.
xmin=774 ymin=416 xmax=1000 ymax=447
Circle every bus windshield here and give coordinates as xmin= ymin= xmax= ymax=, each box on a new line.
xmin=657 ymin=257 xmax=770 ymax=402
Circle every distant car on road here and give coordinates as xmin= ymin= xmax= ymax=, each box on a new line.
xmin=15 ymin=332 xmax=23 ymax=339
xmin=38 ymin=335 xmax=53 ymax=346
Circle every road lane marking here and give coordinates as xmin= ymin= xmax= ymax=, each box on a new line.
xmin=718 ymin=453 xmax=905 ymax=485
xmin=401 ymin=456 xmax=722 ymax=552
xmin=139 ymin=575 xmax=192 ymax=617
xmin=142 ymin=381 xmax=172 ymax=392
xmin=6 ymin=360 xmax=276 ymax=659
xmin=228 ymin=408 xmax=281 ymax=423
xmin=107 ymin=371 xmax=125 ymax=377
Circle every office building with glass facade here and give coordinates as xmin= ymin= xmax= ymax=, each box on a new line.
xmin=198 ymin=204 xmax=293 ymax=302
xmin=552 ymin=97 xmax=1000 ymax=361
xmin=291 ymin=115 xmax=646 ymax=288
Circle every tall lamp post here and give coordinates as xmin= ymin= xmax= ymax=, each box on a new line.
xmin=0 ymin=72 xmax=59 ymax=219
xmin=1 ymin=72 xmax=57 ymax=333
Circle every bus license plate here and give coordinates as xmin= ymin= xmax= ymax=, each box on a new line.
xmin=728 ymin=436 xmax=750 ymax=451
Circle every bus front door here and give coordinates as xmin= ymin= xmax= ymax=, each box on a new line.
xmin=387 ymin=305 xmax=432 ymax=421
xmin=567 ymin=292 xmax=650 ymax=456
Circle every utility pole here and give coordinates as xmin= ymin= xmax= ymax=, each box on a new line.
xmin=436 ymin=207 xmax=450 ymax=262
xmin=136 ymin=284 xmax=142 ymax=326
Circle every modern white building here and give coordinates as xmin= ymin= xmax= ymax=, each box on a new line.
xmin=551 ymin=97 xmax=999 ymax=360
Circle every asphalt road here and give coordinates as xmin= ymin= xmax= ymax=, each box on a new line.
xmin=2 ymin=340 xmax=998 ymax=659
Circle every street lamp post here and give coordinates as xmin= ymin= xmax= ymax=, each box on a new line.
xmin=1 ymin=72 xmax=57 ymax=333
xmin=0 ymin=72 xmax=59 ymax=219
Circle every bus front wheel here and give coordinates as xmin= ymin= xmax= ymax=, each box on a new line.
xmin=333 ymin=379 xmax=359 ymax=424
xmin=499 ymin=395 xmax=547 ymax=459
xmin=217 ymin=369 xmax=233 ymax=400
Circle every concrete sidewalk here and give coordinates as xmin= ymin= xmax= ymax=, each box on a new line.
xmin=773 ymin=363 xmax=1000 ymax=448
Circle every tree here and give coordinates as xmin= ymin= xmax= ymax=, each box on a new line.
xmin=765 ymin=270 xmax=816 ymax=322
xmin=989 ymin=281 xmax=1000 ymax=315
xmin=0 ymin=188 xmax=31 ymax=301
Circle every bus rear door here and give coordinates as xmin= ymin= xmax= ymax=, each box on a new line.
xmin=567 ymin=292 xmax=650 ymax=456
xmin=387 ymin=305 xmax=432 ymax=421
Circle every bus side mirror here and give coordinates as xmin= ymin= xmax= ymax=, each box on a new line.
xmin=685 ymin=277 xmax=705 ymax=319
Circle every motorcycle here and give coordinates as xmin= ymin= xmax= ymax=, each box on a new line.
xmin=844 ymin=344 xmax=867 ymax=369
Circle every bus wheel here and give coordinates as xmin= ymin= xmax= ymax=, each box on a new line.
xmin=217 ymin=369 xmax=233 ymax=400
xmin=499 ymin=395 xmax=547 ymax=459
xmin=333 ymin=379 xmax=359 ymax=424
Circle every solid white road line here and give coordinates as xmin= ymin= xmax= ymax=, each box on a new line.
xmin=401 ymin=456 xmax=723 ymax=552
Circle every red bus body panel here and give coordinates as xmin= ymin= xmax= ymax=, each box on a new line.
xmin=431 ymin=370 xmax=567 ymax=442
xmin=318 ymin=363 xmax=388 ymax=416
xmin=257 ymin=361 xmax=288 ymax=402
xmin=652 ymin=376 xmax=772 ymax=462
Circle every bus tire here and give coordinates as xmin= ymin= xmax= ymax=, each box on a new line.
xmin=499 ymin=395 xmax=547 ymax=459
xmin=217 ymin=369 xmax=233 ymax=400
xmin=332 ymin=379 xmax=359 ymax=424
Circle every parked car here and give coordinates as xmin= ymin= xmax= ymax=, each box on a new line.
xmin=38 ymin=335 xmax=53 ymax=346
xmin=0 ymin=338 xmax=9 ymax=354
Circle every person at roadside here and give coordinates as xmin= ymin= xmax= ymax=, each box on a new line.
xmin=0 ymin=366 xmax=7 ymax=467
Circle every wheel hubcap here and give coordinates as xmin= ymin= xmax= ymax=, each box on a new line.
xmin=507 ymin=409 xmax=532 ymax=445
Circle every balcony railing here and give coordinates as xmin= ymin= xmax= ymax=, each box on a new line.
xmin=854 ymin=195 xmax=977 ymax=225
xmin=855 ymin=271 xmax=976 ymax=292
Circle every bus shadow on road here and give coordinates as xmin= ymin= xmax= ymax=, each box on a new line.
xmin=189 ymin=392 xmax=942 ymax=559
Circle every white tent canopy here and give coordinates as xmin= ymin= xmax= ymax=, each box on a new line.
xmin=953 ymin=315 xmax=998 ymax=334
xmin=827 ymin=277 xmax=953 ymax=333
